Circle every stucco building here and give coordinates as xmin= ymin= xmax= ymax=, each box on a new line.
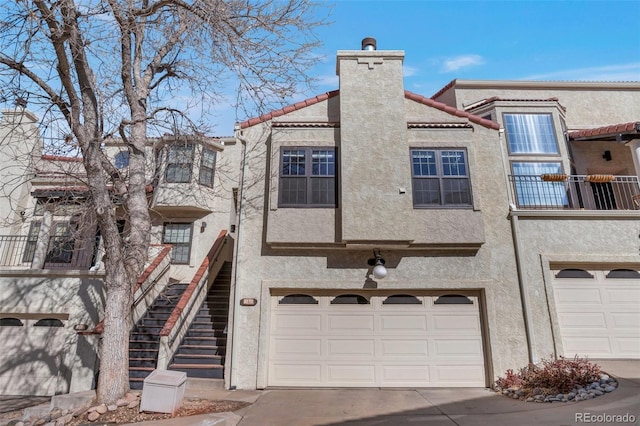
xmin=0 ymin=38 xmax=638 ymax=395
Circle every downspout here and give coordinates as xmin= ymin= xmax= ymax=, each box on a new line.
xmin=499 ymin=128 xmax=535 ymax=364
xmin=227 ymin=127 xmax=249 ymax=389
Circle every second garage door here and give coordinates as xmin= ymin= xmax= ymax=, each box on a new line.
xmin=268 ymin=292 xmax=486 ymax=387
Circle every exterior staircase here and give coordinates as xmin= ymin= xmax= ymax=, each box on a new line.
xmin=128 ymin=282 xmax=188 ymax=390
xmin=168 ymin=262 xmax=232 ymax=379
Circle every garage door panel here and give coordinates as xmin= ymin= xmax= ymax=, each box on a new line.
xmin=268 ymin=293 xmax=486 ymax=387
xmin=381 ymin=365 xmax=430 ymax=384
xmin=433 ymin=338 xmax=483 ymax=358
xmin=327 ymin=314 xmax=374 ymax=332
xmin=435 ymin=365 xmax=485 ymax=385
xmin=380 ymin=339 xmax=428 ymax=356
xmin=328 ymin=339 xmax=375 ymax=357
xmin=271 ymin=338 xmax=321 ymax=357
xmin=380 ymin=315 xmax=427 ymax=332
xmin=273 ymin=313 xmax=321 ymax=334
xmin=558 ymin=312 xmax=607 ymax=328
xmin=327 ymin=365 xmax=376 ymax=383
xmin=269 ymin=363 xmax=321 ymax=384
xmin=553 ymin=269 xmax=640 ymax=359
xmin=432 ymin=313 xmax=480 ymax=331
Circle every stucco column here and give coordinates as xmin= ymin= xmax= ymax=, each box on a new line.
xmin=629 ymin=139 xmax=640 ymax=180
xmin=31 ymin=209 xmax=52 ymax=269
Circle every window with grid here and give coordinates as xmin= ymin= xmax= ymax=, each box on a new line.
xmin=504 ymin=114 xmax=559 ymax=154
xmin=411 ymin=149 xmax=472 ymax=207
xmin=199 ymin=148 xmax=216 ymax=187
xmin=163 ymin=223 xmax=192 ymax=264
xmin=166 ymin=144 xmax=194 ymax=183
xmin=279 ymin=147 xmax=336 ymax=207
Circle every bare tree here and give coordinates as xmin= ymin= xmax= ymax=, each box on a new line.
xmin=0 ymin=0 xmax=327 ymax=404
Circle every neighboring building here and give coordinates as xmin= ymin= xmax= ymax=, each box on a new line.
xmin=229 ymin=39 xmax=640 ymax=389
xmin=0 ymin=38 xmax=638 ymax=395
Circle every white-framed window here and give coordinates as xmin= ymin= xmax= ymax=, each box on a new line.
xmin=166 ymin=144 xmax=194 ymax=183
xmin=411 ymin=149 xmax=472 ymax=207
xmin=199 ymin=148 xmax=216 ymax=187
xmin=279 ymin=147 xmax=336 ymax=207
xmin=162 ymin=223 xmax=192 ymax=264
xmin=504 ymin=113 xmax=559 ymax=154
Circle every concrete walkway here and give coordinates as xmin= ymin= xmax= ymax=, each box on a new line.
xmin=2 ymin=360 xmax=638 ymax=426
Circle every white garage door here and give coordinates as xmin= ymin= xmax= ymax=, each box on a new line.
xmin=553 ymin=268 xmax=640 ymax=359
xmin=268 ymin=293 xmax=486 ymax=387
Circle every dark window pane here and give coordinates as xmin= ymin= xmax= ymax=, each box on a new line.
xmin=163 ymin=223 xmax=192 ymax=264
xmin=279 ymin=294 xmax=318 ymax=304
xmin=115 ymin=151 xmax=129 ymax=169
xmin=330 ymin=295 xmax=369 ymax=304
xmin=0 ymin=318 xmax=23 ymax=326
xmin=311 ymin=177 xmax=335 ymax=205
xmin=280 ymin=177 xmax=307 ymax=205
xmin=166 ymin=144 xmax=194 ymax=182
xmin=22 ymin=221 xmax=41 ymax=263
xmin=441 ymin=151 xmax=466 ymax=176
xmin=382 ymin=295 xmax=422 ymax=305
xmin=606 ymin=269 xmax=640 ymax=279
xmin=434 ymin=295 xmax=473 ymax=305
xmin=199 ymin=149 xmax=216 ymax=187
xmin=282 ymin=150 xmax=306 ymax=176
xmin=312 ymin=150 xmax=335 ymax=176
xmin=443 ymin=178 xmax=471 ymax=204
xmin=34 ymin=318 xmax=64 ymax=327
xmin=412 ymin=150 xmax=436 ymax=176
xmin=555 ymin=269 xmax=594 ymax=278
xmin=412 ymin=178 xmax=440 ymax=205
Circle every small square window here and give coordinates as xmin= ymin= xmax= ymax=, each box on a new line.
xmin=279 ymin=147 xmax=336 ymax=207
xmin=163 ymin=223 xmax=193 ymax=264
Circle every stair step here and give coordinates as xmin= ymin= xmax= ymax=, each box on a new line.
xmin=176 ymin=345 xmax=225 ymax=355
xmin=172 ymin=354 xmax=224 ymax=365
xmin=168 ymin=364 xmax=224 ymax=379
xmin=129 ymin=357 xmax=157 ymax=368
xmin=129 ymin=367 xmax=155 ymax=378
xmin=130 ymin=333 xmax=161 ymax=341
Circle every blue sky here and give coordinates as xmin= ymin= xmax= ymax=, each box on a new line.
xmin=214 ymin=0 xmax=640 ymax=135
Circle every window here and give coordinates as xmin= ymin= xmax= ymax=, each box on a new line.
xmin=163 ymin=223 xmax=192 ymax=264
xmin=504 ymin=114 xmax=559 ymax=154
xmin=330 ymin=295 xmax=369 ymax=305
xmin=45 ymin=222 xmax=76 ymax=264
xmin=22 ymin=221 xmax=41 ymax=263
xmin=199 ymin=148 xmax=216 ymax=187
xmin=34 ymin=318 xmax=64 ymax=327
xmin=279 ymin=148 xmax=336 ymax=207
xmin=382 ymin=295 xmax=422 ymax=305
xmin=411 ymin=149 xmax=471 ymax=207
xmin=166 ymin=144 xmax=194 ymax=183
xmin=278 ymin=294 xmax=318 ymax=304
xmin=434 ymin=295 xmax=473 ymax=305
xmin=512 ymin=162 xmax=567 ymax=207
xmin=0 ymin=318 xmax=23 ymax=327
xmin=114 ymin=151 xmax=129 ymax=169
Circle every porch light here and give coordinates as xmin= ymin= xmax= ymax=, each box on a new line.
xmin=368 ymin=249 xmax=387 ymax=280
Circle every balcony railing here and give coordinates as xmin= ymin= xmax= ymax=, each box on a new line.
xmin=508 ymin=175 xmax=640 ymax=211
xmin=0 ymin=235 xmax=100 ymax=269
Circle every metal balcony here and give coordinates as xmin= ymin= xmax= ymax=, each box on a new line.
xmin=508 ymin=175 xmax=640 ymax=211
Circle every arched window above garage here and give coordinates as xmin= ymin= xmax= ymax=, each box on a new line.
xmin=555 ymin=269 xmax=594 ymax=278
xmin=606 ymin=269 xmax=640 ymax=279
xmin=434 ymin=295 xmax=474 ymax=305
xmin=330 ymin=295 xmax=369 ymax=305
xmin=34 ymin=318 xmax=64 ymax=327
xmin=278 ymin=294 xmax=319 ymax=305
xmin=382 ymin=295 xmax=422 ymax=305
xmin=0 ymin=318 xmax=23 ymax=326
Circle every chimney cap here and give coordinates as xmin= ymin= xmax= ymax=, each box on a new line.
xmin=361 ymin=37 xmax=377 ymax=51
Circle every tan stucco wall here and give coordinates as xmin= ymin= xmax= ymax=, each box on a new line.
xmin=510 ymin=214 xmax=640 ymax=361
xmin=0 ymin=271 xmax=104 ymax=395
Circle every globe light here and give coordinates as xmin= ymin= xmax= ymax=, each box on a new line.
xmin=372 ymin=264 xmax=387 ymax=280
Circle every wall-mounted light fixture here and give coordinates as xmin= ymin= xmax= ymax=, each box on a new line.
xmin=200 ymin=222 xmax=207 ymax=233
xmin=602 ymin=150 xmax=612 ymax=161
xmin=367 ymin=249 xmax=387 ymax=280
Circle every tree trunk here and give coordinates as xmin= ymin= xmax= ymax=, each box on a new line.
xmin=96 ymin=262 xmax=132 ymax=404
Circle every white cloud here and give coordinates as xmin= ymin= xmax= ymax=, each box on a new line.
xmin=441 ymin=55 xmax=485 ymax=73
xmin=403 ymin=65 xmax=419 ymax=77
xmin=521 ymin=63 xmax=640 ymax=81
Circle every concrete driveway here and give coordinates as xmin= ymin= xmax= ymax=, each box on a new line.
xmin=234 ymin=360 xmax=640 ymax=426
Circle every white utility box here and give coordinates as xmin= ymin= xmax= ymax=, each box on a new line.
xmin=139 ymin=369 xmax=187 ymax=414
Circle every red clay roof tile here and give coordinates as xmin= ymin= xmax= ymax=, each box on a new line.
xmin=239 ymin=89 xmax=499 ymax=130
xmin=568 ymin=121 xmax=640 ymax=140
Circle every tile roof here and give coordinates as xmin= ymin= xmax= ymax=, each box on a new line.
xmin=41 ymin=154 xmax=83 ymax=162
xmin=568 ymin=121 xmax=640 ymax=140
xmin=238 ymin=89 xmax=500 ymax=130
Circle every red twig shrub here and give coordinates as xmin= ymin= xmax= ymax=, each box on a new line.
xmin=496 ymin=356 xmax=601 ymax=396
